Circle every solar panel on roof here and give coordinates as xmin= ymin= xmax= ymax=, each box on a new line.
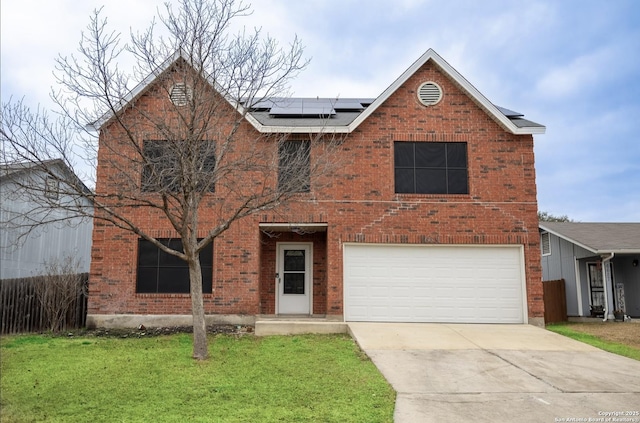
xmin=269 ymin=98 xmax=337 ymax=116
xmin=250 ymin=99 xmax=277 ymax=108
xmin=269 ymin=106 xmax=335 ymax=116
xmin=333 ymin=100 xmax=365 ymax=110
xmin=249 ymin=97 xmax=376 ymax=114
xmin=495 ymin=105 xmax=524 ymax=118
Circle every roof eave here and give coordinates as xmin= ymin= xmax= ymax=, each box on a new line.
xmin=539 ymin=223 xmax=598 ymax=253
xmin=512 ymin=126 xmax=546 ymax=135
xmin=243 ymin=112 xmax=351 ymax=134
xmin=539 ymin=224 xmax=640 ymax=255
xmin=595 ymin=249 xmax=640 ymax=255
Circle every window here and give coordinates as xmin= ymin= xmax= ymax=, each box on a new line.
xmin=394 ymin=142 xmax=468 ymax=194
xmin=541 ymin=231 xmax=551 ymax=256
xmin=142 ymin=140 xmax=215 ymax=192
xmin=136 ymin=238 xmax=213 ymax=294
xmin=44 ymin=176 xmax=59 ymax=200
xmin=278 ymin=140 xmax=310 ymax=192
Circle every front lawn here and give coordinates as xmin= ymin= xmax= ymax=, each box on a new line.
xmin=0 ymin=333 xmax=395 ymax=422
xmin=547 ymin=322 xmax=640 ymax=361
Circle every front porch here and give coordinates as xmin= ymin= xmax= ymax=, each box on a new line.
xmin=258 ymin=223 xmax=329 ymax=317
xmin=578 ymin=254 xmax=640 ymax=320
xmin=254 ymin=315 xmax=347 ymax=336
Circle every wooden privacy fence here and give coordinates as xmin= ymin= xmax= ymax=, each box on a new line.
xmin=543 ymin=279 xmax=567 ymax=324
xmin=0 ymin=273 xmax=88 ymax=334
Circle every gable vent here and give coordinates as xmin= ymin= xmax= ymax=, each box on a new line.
xmin=417 ymin=81 xmax=442 ymax=106
xmin=169 ymin=83 xmax=193 ymax=106
xmin=541 ymin=231 xmax=551 ymax=256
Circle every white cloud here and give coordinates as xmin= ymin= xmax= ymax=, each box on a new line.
xmin=535 ymin=49 xmax=612 ymax=99
xmin=2 ymin=0 xmax=640 ymax=222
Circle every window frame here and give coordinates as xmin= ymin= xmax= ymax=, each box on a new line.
xmin=278 ymin=140 xmax=311 ymax=193
xmin=44 ymin=176 xmax=59 ymax=200
xmin=136 ymin=238 xmax=213 ymax=294
xmin=141 ymin=140 xmax=216 ymax=193
xmin=394 ymin=141 xmax=468 ymax=195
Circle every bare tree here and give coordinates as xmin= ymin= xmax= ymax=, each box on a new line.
xmin=1 ymin=0 xmax=341 ymax=359
xmin=34 ymin=257 xmax=87 ymax=333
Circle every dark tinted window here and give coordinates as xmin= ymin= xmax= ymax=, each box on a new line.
xmin=394 ymin=142 xmax=468 ymax=194
xmin=278 ymin=141 xmax=310 ymax=192
xmin=136 ymin=238 xmax=213 ymax=294
xmin=142 ymin=140 xmax=216 ymax=193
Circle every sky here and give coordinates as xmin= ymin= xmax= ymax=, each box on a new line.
xmin=2 ymin=0 xmax=639 ymax=222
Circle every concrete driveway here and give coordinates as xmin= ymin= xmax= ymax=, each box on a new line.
xmin=348 ymin=323 xmax=640 ymax=423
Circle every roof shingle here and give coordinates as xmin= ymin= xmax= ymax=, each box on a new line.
xmin=539 ymin=222 xmax=640 ymax=253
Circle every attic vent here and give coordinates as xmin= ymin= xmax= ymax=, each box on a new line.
xmin=541 ymin=231 xmax=551 ymax=256
xmin=169 ymin=83 xmax=193 ymax=106
xmin=417 ymin=81 xmax=442 ymax=106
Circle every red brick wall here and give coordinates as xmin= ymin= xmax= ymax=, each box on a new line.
xmin=89 ymin=59 xmax=543 ymax=320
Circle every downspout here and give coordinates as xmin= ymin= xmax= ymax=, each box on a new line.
xmin=601 ymin=253 xmax=614 ymax=322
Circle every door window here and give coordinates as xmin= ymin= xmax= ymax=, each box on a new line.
xmin=283 ymin=250 xmax=305 ymax=294
xmin=588 ymin=262 xmax=604 ymax=307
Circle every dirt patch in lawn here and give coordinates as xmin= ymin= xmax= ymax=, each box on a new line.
xmin=562 ymin=322 xmax=640 ymax=349
xmin=57 ymin=325 xmax=253 ymax=339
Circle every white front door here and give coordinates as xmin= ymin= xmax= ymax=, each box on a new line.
xmin=277 ymin=243 xmax=312 ymax=314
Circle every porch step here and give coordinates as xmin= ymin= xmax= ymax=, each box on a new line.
xmin=255 ymin=320 xmax=348 ymax=336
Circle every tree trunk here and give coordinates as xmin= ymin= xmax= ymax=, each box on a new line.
xmin=187 ymin=256 xmax=208 ymax=360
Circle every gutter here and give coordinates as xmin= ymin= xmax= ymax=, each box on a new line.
xmin=601 ymin=253 xmax=614 ymax=322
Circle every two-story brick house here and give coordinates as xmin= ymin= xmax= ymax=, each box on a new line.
xmin=87 ymin=49 xmax=546 ymax=328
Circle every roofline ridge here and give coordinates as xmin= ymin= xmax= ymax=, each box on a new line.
xmin=92 ymin=48 xmax=545 ymax=136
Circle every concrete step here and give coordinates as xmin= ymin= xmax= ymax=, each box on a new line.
xmin=255 ymin=320 xmax=348 ymax=336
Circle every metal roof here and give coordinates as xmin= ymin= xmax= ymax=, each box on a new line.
xmin=539 ymin=222 xmax=640 ymax=254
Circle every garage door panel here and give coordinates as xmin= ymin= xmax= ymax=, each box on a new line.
xmin=344 ymin=245 xmax=525 ymax=323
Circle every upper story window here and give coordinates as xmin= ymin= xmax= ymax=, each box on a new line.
xmin=394 ymin=142 xmax=468 ymax=194
xmin=141 ymin=140 xmax=216 ymax=193
xmin=540 ymin=231 xmax=551 ymax=256
xmin=136 ymin=238 xmax=213 ymax=294
xmin=44 ymin=176 xmax=59 ymax=200
xmin=278 ymin=140 xmax=310 ymax=192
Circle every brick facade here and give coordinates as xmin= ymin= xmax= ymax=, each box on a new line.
xmin=88 ymin=53 xmax=544 ymax=324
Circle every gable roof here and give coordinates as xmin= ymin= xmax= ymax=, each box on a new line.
xmin=346 ymin=49 xmax=544 ymax=135
xmin=94 ymin=48 xmax=545 ymax=135
xmin=0 ymin=159 xmax=63 ymax=181
xmin=539 ymin=222 xmax=640 ymax=254
xmin=0 ymin=159 xmax=92 ymax=195
xmin=92 ymin=51 xmax=231 ymax=129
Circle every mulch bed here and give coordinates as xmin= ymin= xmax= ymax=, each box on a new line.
xmin=60 ymin=325 xmax=254 ymax=338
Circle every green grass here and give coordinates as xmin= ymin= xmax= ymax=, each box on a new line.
xmin=547 ymin=324 xmax=640 ymax=361
xmin=0 ymin=333 xmax=395 ymax=422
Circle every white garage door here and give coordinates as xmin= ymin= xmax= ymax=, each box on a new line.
xmin=344 ymin=244 xmax=526 ymax=323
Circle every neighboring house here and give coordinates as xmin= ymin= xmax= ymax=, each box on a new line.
xmin=0 ymin=160 xmax=94 ymax=279
xmin=540 ymin=222 xmax=640 ymax=319
xmin=89 ymin=49 xmax=547 ymax=328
